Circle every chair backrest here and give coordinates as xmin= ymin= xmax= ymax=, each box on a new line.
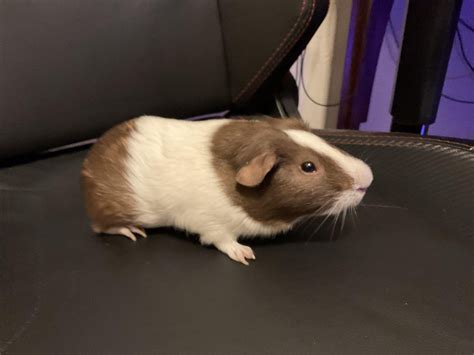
xmin=0 ymin=0 xmax=328 ymax=159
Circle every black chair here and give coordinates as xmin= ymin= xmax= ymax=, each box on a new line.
xmin=1 ymin=1 xmax=472 ymax=353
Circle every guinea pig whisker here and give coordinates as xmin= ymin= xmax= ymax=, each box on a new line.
xmin=298 ymin=201 xmax=331 ymax=238
xmin=298 ymin=206 xmax=325 ymax=235
xmin=362 ymin=152 xmax=371 ymax=164
xmin=365 ymin=148 xmax=378 ymax=165
xmin=304 ymin=209 xmax=332 ymax=244
xmin=302 ymin=195 xmax=341 ymax=243
xmin=315 ymin=199 xmax=332 ymax=215
xmin=348 ymin=207 xmax=354 ymax=227
xmin=298 ymin=215 xmax=317 ymax=237
xmin=306 ymin=218 xmax=328 ymax=243
xmin=360 ymin=146 xmax=374 ymax=164
xmin=350 ymin=206 xmax=357 ymax=225
xmin=359 ymin=203 xmax=407 ymax=209
xmin=359 ymin=147 xmax=370 ymax=163
xmin=326 ymin=201 xmax=340 ymax=241
xmin=330 ymin=211 xmax=340 ymax=241
xmin=340 ymin=208 xmax=348 ymax=233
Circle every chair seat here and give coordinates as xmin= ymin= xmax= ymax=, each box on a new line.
xmin=1 ymin=131 xmax=472 ymax=354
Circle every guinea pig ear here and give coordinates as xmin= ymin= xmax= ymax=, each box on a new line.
xmin=236 ymin=152 xmax=277 ymax=187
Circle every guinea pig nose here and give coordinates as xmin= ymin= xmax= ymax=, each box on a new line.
xmin=356 ymin=187 xmax=367 ymax=193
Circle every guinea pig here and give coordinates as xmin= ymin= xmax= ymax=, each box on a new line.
xmin=81 ymin=116 xmax=373 ymax=265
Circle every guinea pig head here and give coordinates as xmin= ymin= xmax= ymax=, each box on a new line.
xmin=212 ymin=120 xmax=373 ymax=227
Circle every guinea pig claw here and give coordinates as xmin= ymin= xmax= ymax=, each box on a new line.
xmin=241 ymin=244 xmax=256 ymax=260
xmin=114 ymin=227 xmax=137 ymax=242
xmin=101 ymin=226 xmax=147 ymax=242
xmin=237 ymin=251 xmax=250 ymax=265
xmin=216 ymin=241 xmax=255 ymax=266
xmin=129 ymin=226 xmax=147 ymax=238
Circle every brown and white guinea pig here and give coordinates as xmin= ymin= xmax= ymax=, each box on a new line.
xmin=81 ymin=116 xmax=373 ymax=265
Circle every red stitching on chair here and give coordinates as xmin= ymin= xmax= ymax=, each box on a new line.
xmin=234 ymin=0 xmax=317 ymax=103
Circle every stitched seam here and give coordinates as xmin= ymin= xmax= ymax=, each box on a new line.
xmin=317 ymin=132 xmax=472 ymax=150
xmin=249 ymin=0 xmax=316 ymax=100
xmin=234 ymin=0 xmax=315 ymax=102
xmin=332 ymin=140 xmax=474 ymax=152
xmin=326 ymin=138 xmax=474 ymax=153
xmin=235 ymin=0 xmax=313 ymax=102
xmin=255 ymin=0 xmax=316 ymax=96
xmin=215 ymin=0 xmax=232 ymax=105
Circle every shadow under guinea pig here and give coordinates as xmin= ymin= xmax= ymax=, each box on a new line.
xmin=142 ymin=215 xmax=353 ymax=248
xmin=249 ymin=216 xmax=354 ymax=246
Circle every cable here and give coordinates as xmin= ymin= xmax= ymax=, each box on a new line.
xmin=300 ymin=17 xmax=474 ymax=108
xmin=388 ymin=18 xmax=400 ymax=48
xmin=299 ymin=51 xmax=344 ymax=107
xmin=459 ymin=18 xmax=474 ymax=32
xmin=295 ymin=55 xmax=301 ymax=87
xmin=387 ymin=17 xmax=474 ymax=104
xmin=441 ymin=93 xmax=474 ymax=104
xmin=456 ymin=28 xmax=474 ymax=72
xmin=389 ymin=17 xmax=474 ymax=73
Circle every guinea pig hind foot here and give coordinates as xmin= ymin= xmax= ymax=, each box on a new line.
xmin=100 ymin=225 xmax=147 ymax=242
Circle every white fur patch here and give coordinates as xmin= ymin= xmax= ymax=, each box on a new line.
xmin=284 ymin=129 xmax=373 ymax=189
xmin=124 ymin=116 xmax=288 ymax=245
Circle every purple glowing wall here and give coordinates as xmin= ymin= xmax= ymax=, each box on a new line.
xmin=360 ymin=0 xmax=474 ymax=139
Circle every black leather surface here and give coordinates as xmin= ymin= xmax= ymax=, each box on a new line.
xmin=219 ymin=0 xmax=326 ymax=104
xmin=0 ymin=0 xmax=327 ymax=160
xmin=1 ymin=132 xmax=472 ymax=354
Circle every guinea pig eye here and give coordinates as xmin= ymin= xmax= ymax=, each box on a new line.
xmin=301 ymin=161 xmax=316 ymax=173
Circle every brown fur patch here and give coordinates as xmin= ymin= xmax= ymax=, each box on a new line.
xmin=212 ymin=118 xmax=353 ymax=226
xmin=81 ymin=120 xmax=138 ymax=231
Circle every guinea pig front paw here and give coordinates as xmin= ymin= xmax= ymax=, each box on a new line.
xmin=215 ymin=241 xmax=256 ymax=266
xmin=99 ymin=225 xmax=147 ymax=242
